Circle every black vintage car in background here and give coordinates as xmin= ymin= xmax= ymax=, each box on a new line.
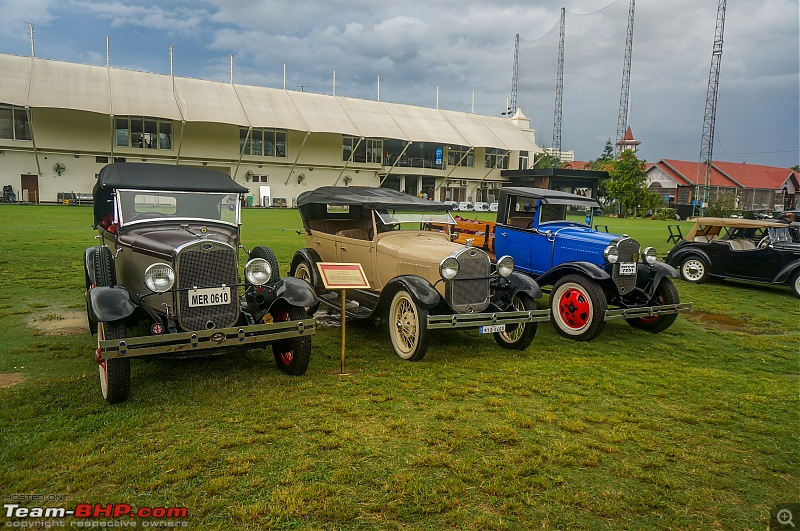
xmin=84 ymin=163 xmax=317 ymax=403
xmin=666 ymin=217 xmax=800 ymax=298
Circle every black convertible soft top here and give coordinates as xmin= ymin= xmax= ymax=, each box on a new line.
xmin=499 ymin=187 xmax=600 ymax=207
xmin=93 ymin=163 xmax=248 ymax=226
xmin=296 ymin=186 xmax=449 ymax=212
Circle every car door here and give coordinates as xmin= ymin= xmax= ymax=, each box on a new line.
xmin=722 ymin=245 xmax=777 ymax=281
xmin=495 ymin=224 xmax=533 ymax=273
xmin=336 ymin=233 xmax=374 ymax=287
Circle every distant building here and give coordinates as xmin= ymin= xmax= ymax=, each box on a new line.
xmin=565 ymin=161 xmax=592 ymax=171
xmin=542 ymin=147 xmax=575 ymax=163
xmin=0 ymin=53 xmax=542 ymax=205
xmin=616 ymin=126 xmax=640 ymax=153
xmin=646 ymin=159 xmax=799 ymax=212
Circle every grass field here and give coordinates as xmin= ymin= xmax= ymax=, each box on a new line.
xmin=0 ymin=204 xmax=797 ymax=529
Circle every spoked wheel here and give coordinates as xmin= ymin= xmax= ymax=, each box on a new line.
xmin=388 ymin=290 xmax=429 ymax=361
xmin=626 ymin=278 xmax=680 ymax=333
xmin=550 ymin=275 xmax=607 ymax=341
xmin=97 ymin=321 xmax=131 ymax=404
xmin=493 ymin=293 xmax=538 ymax=350
xmin=679 ymin=256 xmax=709 ymax=283
xmin=270 ymin=305 xmax=312 ymax=375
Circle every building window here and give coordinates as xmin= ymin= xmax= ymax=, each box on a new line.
xmin=115 ymin=116 xmax=172 ymax=149
xmin=240 ymin=128 xmax=287 ymax=158
xmin=0 ymin=104 xmax=32 ymax=140
xmin=485 ymin=148 xmax=508 ymax=169
xmin=447 ymin=146 xmax=473 ymax=167
xmin=518 ymin=151 xmax=529 ymax=170
xmin=343 ymin=136 xmax=383 ymax=164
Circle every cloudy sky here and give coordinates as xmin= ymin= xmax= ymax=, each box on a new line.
xmin=1 ymin=0 xmax=797 ymax=168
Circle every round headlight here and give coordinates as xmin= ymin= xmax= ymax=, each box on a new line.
xmin=245 ymin=258 xmax=272 ymax=286
xmin=604 ymin=245 xmax=619 ymax=264
xmin=144 ymin=263 xmax=175 ymax=293
xmin=642 ymin=246 xmax=658 ymax=265
xmin=497 ymin=255 xmax=515 ymax=278
xmin=439 ymin=256 xmax=459 ymax=280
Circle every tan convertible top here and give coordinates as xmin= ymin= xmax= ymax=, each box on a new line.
xmin=686 ymin=217 xmax=786 ymax=240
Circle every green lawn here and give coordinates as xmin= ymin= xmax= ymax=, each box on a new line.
xmin=0 ymin=204 xmax=797 ymax=529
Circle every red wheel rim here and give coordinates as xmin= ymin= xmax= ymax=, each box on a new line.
xmin=558 ymin=287 xmax=591 ymax=329
xmin=273 ymin=310 xmax=294 ymax=365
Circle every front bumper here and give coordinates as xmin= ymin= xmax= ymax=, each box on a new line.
xmin=98 ymin=318 xmax=316 ymax=360
xmin=427 ymin=308 xmax=550 ymax=330
xmin=605 ymin=302 xmax=692 ymax=321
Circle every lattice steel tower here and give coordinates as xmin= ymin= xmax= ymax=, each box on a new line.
xmin=615 ymin=0 xmax=635 ymax=156
xmin=696 ymin=0 xmax=727 ymax=215
xmin=552 ymin=7 xmax=565 ymax=154
xmin=509 ymin=33 xmax=520 ymax=117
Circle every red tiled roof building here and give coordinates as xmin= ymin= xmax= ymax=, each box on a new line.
xmin=646 ymin=159 xmax=799 ymax=213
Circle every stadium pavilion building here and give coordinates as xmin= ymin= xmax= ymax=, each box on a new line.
xmin=0 ymin=53 xmax=542 ymax=206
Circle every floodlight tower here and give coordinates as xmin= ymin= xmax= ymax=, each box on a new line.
xmin=695 ymin=0 xmax=727 ymax=216
xmin=615 ymin=0 xmax=635 ymax=156
xmin=552 ymin=7 xmax=565 ymax=154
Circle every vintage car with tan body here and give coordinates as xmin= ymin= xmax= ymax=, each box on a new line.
xmin=290 ymin=186 xmax=550 ymax=361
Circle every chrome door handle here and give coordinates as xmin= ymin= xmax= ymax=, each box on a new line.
xmin=500 ymin=232 xmax=507 ymax=237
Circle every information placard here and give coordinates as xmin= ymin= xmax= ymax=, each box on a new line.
xmin=316 ymin=263 xmax=370 ymax=290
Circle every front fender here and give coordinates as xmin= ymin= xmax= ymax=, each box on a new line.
xmin=268 ymin=277 xmax=318 ymax=309
xmin=635 ymin=262 xmax=679 ymax=294
xmin=535 ymin=261 xmax=611 ymax=288
xmin=774 ymin=260 xmax=800 ymax=284
xmin=85 ymin=286 xmax=135 ymax=326
xmin=490 ymin=271 xmax=542 ymax=309
xmin=666 ymin=247 xmax=712 ymax=270
xmin=503 ymin=271 xmax=542 ymax=299
xmin=290 ymin=248 xmax=325 ymax=293
xmin=380 ymin=275 xmax=441 ymax=310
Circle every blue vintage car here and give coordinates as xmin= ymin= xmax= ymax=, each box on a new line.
xmin=491 ymin=188 xmax=691 ymax=341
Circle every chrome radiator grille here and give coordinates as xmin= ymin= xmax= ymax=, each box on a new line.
xmin=176 ymin=242 xmax=239 ymax=330
xmin=446 ymin=247 xmax=491 ymax=313
xmin=612 ymin=237 xmax=640 ymax=294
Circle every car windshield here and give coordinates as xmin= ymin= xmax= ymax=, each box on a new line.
xmin=540 ymin=203 xmax=594 ymax=226
xmin=117 ymin=190 xmax=240 ymax=225
xmin=375 ymin=209 xmax=455 ymax=228
xmin=768 ymin=226 xmax=792 ymax=243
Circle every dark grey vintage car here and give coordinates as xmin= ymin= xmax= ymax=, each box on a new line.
xmin=84 ymin=163 xmax=316 ymax=403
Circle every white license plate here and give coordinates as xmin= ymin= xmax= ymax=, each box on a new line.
xmin=619 ymin=262 xmax=636 ymax=275
xmin=188 ymin=287 xmax=231 ymax=307
xmin=480 ymin=324 xmax=506 ymax=334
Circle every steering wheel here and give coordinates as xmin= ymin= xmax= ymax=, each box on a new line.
xmin=757 ymin=235 xmax=771 ymax=249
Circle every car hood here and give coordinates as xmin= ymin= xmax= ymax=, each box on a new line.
xmin=118 ymin=224 xmax=238 ymax=259
xmin=376 ymin=231 xmax=462 ymax=263
xmin=545 ymin=224 xmax=623 ymax=246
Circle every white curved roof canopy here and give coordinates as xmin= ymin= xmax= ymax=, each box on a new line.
xmin=0 ymin=53 xmax=541 ymax=153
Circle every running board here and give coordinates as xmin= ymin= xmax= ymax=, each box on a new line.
xmin=604 ymin=302 xmax=692 ymax=321
xmin=428 ymin=309 xmax=550 ymax=330
xmin=317 ymin=292 xmax=375 ymax=319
